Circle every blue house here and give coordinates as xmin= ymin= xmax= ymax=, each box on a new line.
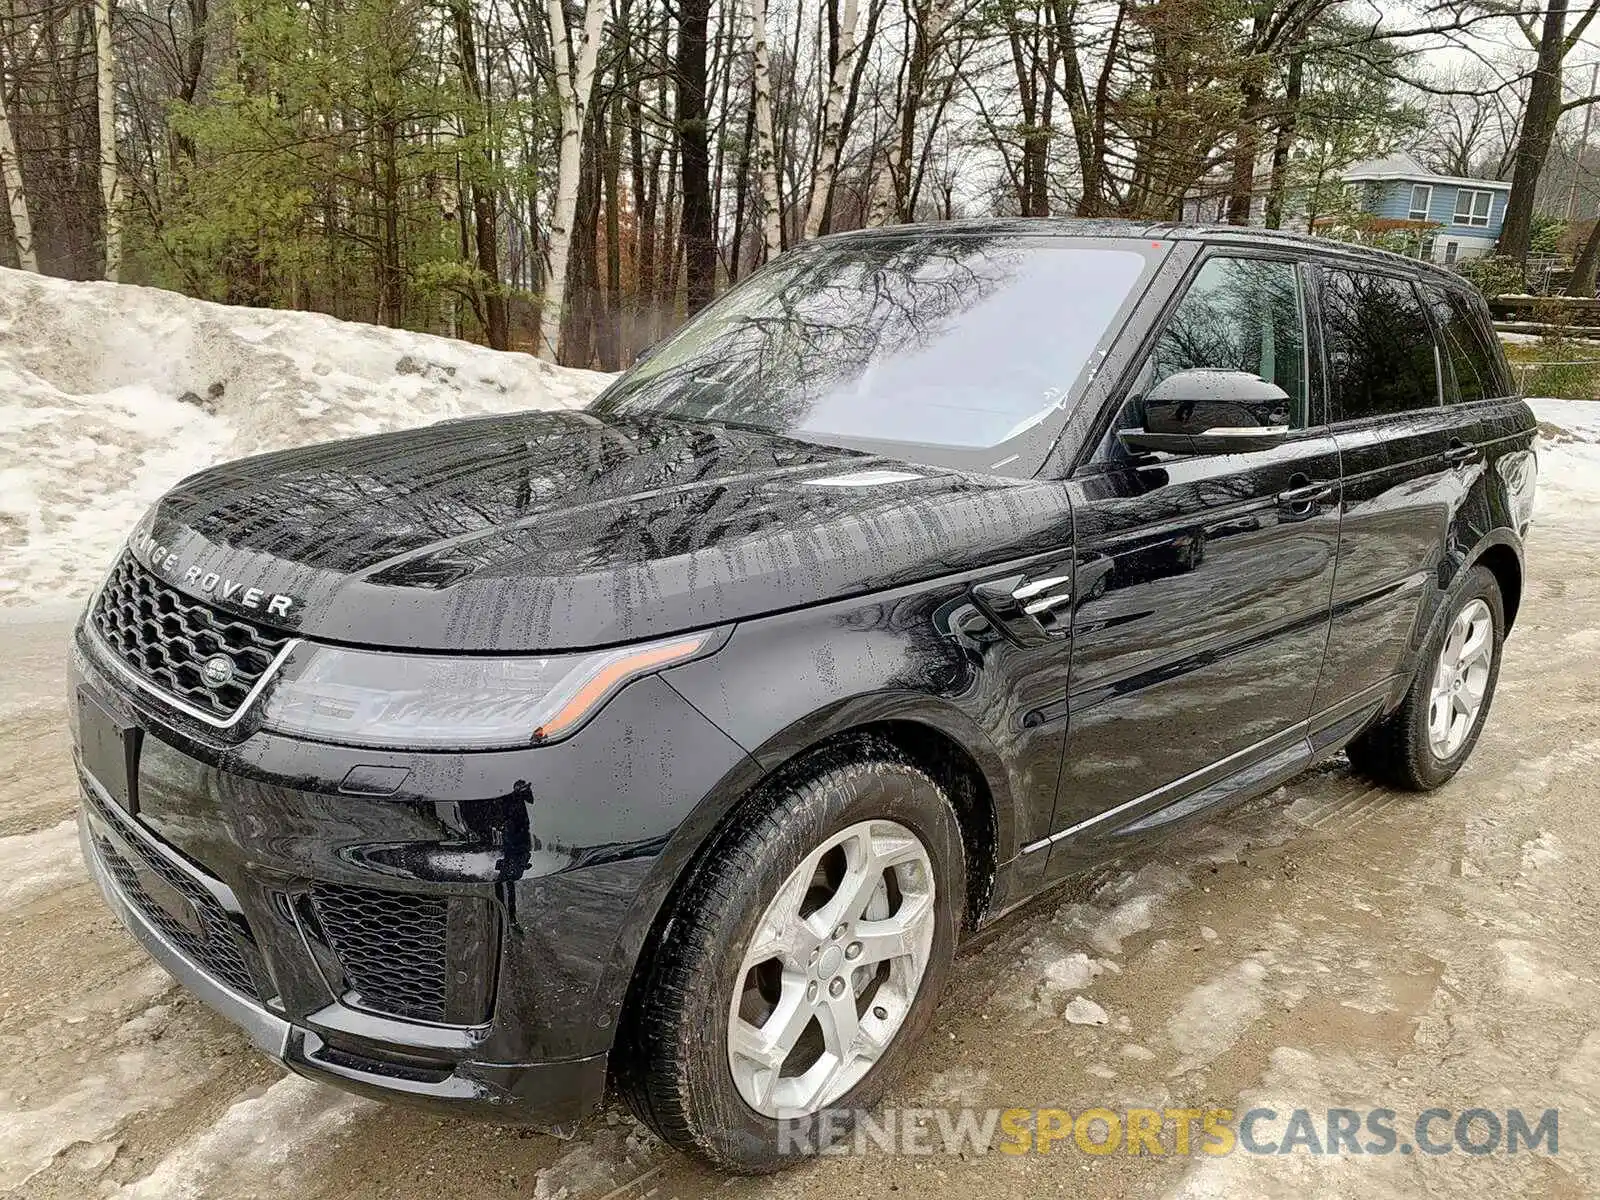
xmin=1338 ymin=152 xmax=1510 ymax=265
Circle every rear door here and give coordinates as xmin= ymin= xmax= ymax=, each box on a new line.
xmin=1038 ymin=249 xmax=1342 ymax=876
xmin=1310 ymin=267 xmax=1464 ymax=713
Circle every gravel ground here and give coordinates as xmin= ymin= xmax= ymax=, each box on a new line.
xmin=2 ymin=501 xmax=1597 ymax=1200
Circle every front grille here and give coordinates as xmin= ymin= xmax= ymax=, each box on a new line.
xmin=90 ymin=550 xmax=291 ymax=719
xmin=311 ymin=884 xmax=450 ymax=1023
xmin=89 ymin=800 xmax=262 ymax=999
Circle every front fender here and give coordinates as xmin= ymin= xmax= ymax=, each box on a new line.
xmin=588 ymin=577 xmax=1053 ymax=1036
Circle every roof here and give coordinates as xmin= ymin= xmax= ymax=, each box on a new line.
xmin=812 ymin=217 xmax=1475 ymax=285
xmin=1342 ymin=152 xmax=1511 ymax=191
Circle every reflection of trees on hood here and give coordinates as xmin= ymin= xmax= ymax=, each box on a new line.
xmin=597 ymin=234 xmax=1014 ymax=432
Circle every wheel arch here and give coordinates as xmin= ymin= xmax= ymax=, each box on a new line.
xmin=599 ymin=696 xmax=1010 ymax=1081
xmin=1467 ymin=535 xmax=1523 ymax=632
xmin=735 ymin=695 xmax=1016 ymax=923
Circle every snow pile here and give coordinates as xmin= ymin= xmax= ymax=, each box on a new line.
xmin=0 ymin=819 xmax=82 ymax=910
xmin=1529 ymin=397 xmax=1600 ymax=523
xmin=0 ymin=268 xmax=612 ymax=605
xmin=110 ymin=1076 xmax=372 ymax=1199
xmin=531 ymin=1119 xmax=657 ymax=1200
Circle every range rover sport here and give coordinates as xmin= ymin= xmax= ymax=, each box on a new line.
xmin=68 ymin=221 xmax=1537 ymax=1172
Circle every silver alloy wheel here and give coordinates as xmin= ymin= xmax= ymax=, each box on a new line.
xmin=726 ymin=818 xmax=936 ymax=1117
xmin=1428 ymin=597 xmax=1493 ymax=760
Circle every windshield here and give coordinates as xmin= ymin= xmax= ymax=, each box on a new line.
xmin=589 ymin=234 xmax=1159 ymax=472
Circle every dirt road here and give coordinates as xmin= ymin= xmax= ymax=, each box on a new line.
xmin=4 ymin=500 xmax=1598 ymax=1200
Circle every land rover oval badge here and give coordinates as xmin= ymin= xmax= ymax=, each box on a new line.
xmin=200 ymin=655 xmax=235 ymax=689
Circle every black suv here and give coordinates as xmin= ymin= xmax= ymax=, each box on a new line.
xmin=69 ymin=221 xmax=1536 ymax=1172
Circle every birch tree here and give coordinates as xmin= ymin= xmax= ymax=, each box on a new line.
xmin=0 ymin=85 xmax=36 ymax=271
xmin=803 ymin=0 xmax=859 ymax=239
xmin=539 ymin=0 xmax=606 ymax=361
xmin=97 ymin=0 xmax=122 ymax=280
xmin=747 ymin=0 xmax=780 ymax=259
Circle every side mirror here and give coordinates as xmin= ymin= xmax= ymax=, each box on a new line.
xmin=1118 ymin=369 xmax=1292 ymax=456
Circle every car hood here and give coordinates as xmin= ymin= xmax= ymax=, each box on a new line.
xmin=128 ymin=409 xmax=1073 ymax=651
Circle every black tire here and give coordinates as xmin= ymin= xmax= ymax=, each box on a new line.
xmin=1345 ymin=565 xmax=1506 ymax=791
xmin=615 ymin=739 xmax=965 ymax=1173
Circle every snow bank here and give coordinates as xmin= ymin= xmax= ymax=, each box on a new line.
xmin=1530 ymin=397 xmax=1600 ymax=524
xmin=111 ymin=1076 xmax=372 ymax=1199
xmin=0 ymin=819 xmax=82 ymax=909
xmin=0 ymin=268 xmax=612 ymax=606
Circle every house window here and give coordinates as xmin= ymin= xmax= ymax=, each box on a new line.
xmin=1444 ymin=241 xmax=1460 ymax=265
xmin=1420 ymin=235 xmax=1437 ymax=261
xmin=1454 ymin=189 xmax=1495 ymax=227
xmin=1409 ymin=184 xmax=1433 ymax=221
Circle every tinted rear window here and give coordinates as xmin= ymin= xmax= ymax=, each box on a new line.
xmin=1424 ymin=286 xmax=1511 ymax=402
xmin=590 ymin=236 xmax=1158 ymax=468
xmin=1320 ymin=269 xmax=1440 ymax=421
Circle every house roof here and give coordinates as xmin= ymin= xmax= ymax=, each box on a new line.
xmin=1342 ymin=152 xmax=1511 ymax=191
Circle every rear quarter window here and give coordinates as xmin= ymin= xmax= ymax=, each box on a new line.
xmin=1319 ymin=268 xmax=1441 ymax=421
xmin=1424 ymin=285 xmax=1513 ymax=402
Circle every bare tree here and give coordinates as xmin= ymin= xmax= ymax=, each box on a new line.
xmin=1413 ymin=67 xmax=1521 ymax=179
xmin=748 ymin=0 xmax=780 ymax=259
xmin=96 ymin=0 xmax=120 ymax=278
xmin=0 ymin=49 xmax=36 ymax=270
xmin=1499 ymin=0 xmax=1600 ymax=261
xmin=803 ymin=0 xmax=859 ymax=238
xmin=540 ymin=0 xmax=607 ymax=360
xmin=677 ymin=0 xmax=715 ymax=313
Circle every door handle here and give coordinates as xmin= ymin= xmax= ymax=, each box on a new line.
xmin=1022 ymin=592 xmax=1074 ymax=616
xmin=1442 ymin=441 xmax=1479 ymax=465
xmin=1277 ymin=480 xmax=1335 ymax=507
xmin=1011 ymin=575 xmax=1071 ymax=601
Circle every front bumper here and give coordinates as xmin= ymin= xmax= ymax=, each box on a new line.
xmin=78 ymin=780 xmax=607 ymax=1125
xmin=68 ymin=622 xmax=754 ymax=1125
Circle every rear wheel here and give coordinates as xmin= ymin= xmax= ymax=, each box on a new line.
xmin=1346 ymin=565 xmax=1505 ymax=791
xmin=616 ymin=741 xmax=964 ymax=1173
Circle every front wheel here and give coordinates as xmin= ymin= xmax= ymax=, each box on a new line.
xmin=1346 ymin=564 xmax=1506 ymax=791
xmin=616 ymin=742 xmax=965 ymax=1172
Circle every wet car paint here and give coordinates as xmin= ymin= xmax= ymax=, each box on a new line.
xmin=133 ymin=410 xmax=1089 ymax=652
xmin=67 ymin=220 xmax=1536 ymax=1126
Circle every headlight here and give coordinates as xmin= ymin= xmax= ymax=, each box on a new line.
xmin=259 ymin=632 xmax=718 ymax=750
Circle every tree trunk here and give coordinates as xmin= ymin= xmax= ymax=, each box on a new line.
xmin=747 ymin=0 xmax=781 ymax=261
xmin=1264 ymin=52 xmax=1303 ymax=231
xmin=1570 ymin=216 xmax=1600 ymax=295
xmin=600 ymin=89 xmax=623 ymax=369
xmin=96 ymin=0 xmax=121 ymax=279
xmin=658 ymin=133 xmax=680 ymax=339
xmin=1500 ymin=0 xmax=1570 ymax=263
xmin=1226 ymin=80 xmax=1264 ymax=225
xmin=728 ymin=95 xmax=755 ymax=280
xmin=676 ymin=0 xmax=715 ymax=315
xmin=539 ymin=0 xmax=607 ymax=361
xmin=886 ymin=0 xmax=949 ymax=224
xmin=629 ymin=93 xmax=658 ymax=356
xmin=379 ymin=117 xmax=403 ymax=325
xmin=1222 ymin=11 xmax=1276 ymax=226
xmin=451 ymin=0 xmax=509 ymax=349
xmin=1005 ymin=3 xmax=1050 ymax=217
xmin=803 ymin=0 xmax=859 ymax=238
xmin=564 ymin=111 xmax=602 ymax=365
xmin=0 ymin=86 xmax=36 ymax=271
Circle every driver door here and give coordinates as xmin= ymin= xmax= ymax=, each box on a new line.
xmin=1040 ymin=250 xmax=1342 ymax=877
